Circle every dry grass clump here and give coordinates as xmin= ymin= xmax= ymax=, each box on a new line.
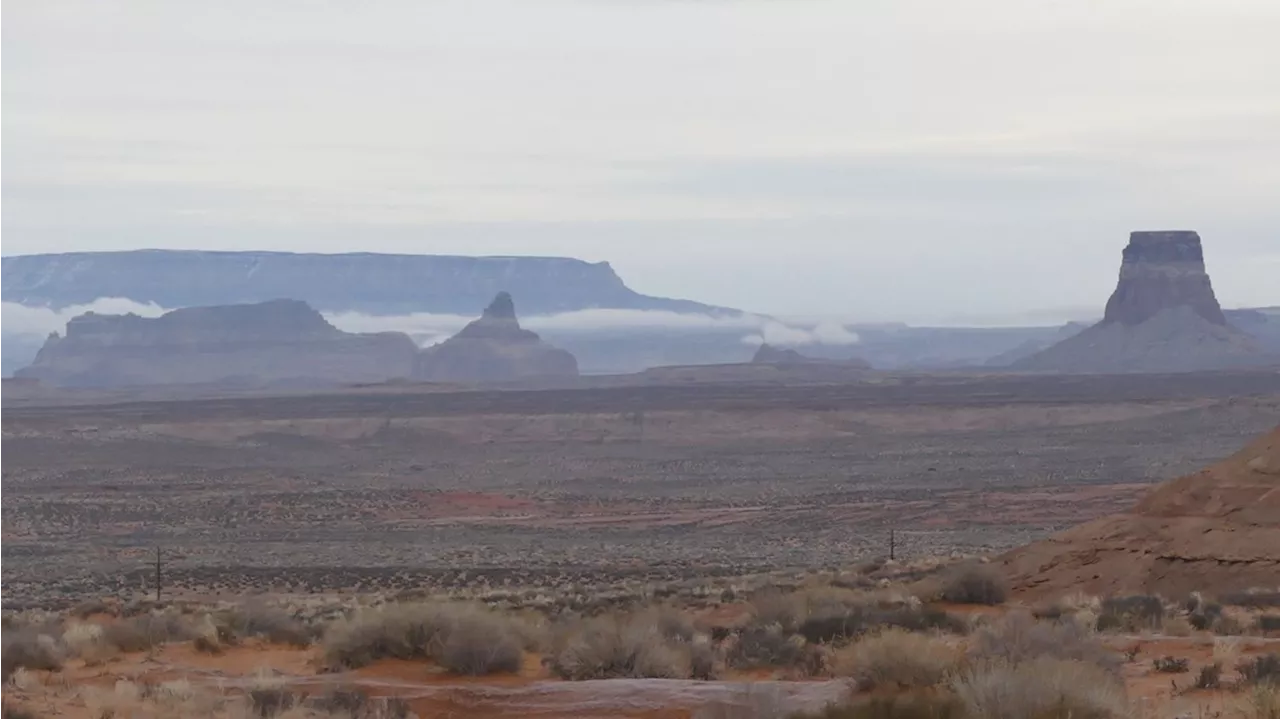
xmin=323 ymin=601 xmax=523 ymax=675
xmin=833 ymin=628 xmax=962 ymax=690
xmin=967 ymin=611 xmax=1120 ymax=674
xmin=99 ymin=611 xmax=200 ymax=653
xmin=216 ymin=602 xmax=315 ymax=647
xmin=1 ymin=629 xmax=63 ymax=679
xmin=1239 ymin=653 xmax=1280 ymax=686
xmin=727 ymin=625 xmax=825 ymax=675
xmin=951 ymin=656 xmax=1129 ymax=719
xmin=549 ymin=610 xmax=715 ymax=680
xmin=1247 ymin=683 xmax=1280 ymax=719
xmin=1221 ymin=589 xmax=1280 ymax=609
xmin=1094 ymin=594 xmax=1166 ymax=633
xmin=934 ymin=564 xmax=1008 ymax=606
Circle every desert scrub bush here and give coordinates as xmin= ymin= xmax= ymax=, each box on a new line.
xmin=727 ymin=625 xmax=823 ymax=674
xmin=951 ymin=656 xmax=1129 ymax=719
xmin=2 ymin=629 xmax=63 ymax=679
xmin=1152 ymin=655 xmax=1190 ymax=673
xmin=1247 ymin=683 xmax=1280 ymax=719
xmin=799 ymin=605 xmax=966 ymax=646
xmin=549 ymin=613 xmax=702 ymax=680
xmin=99 ymin=611 xmax=198 ymax=653
xmin=323 ymin=602 xmax=522 ymax=675
xmin=1196 ymin=662 xmax=1223 ymax=689
xmin=935 ymin=563 xmax=1008 ymax=606
xmin=217 ymin=602 xmax=314 ymax=647
xmin=833 ymin=629 xmax=962 ymax=690
xmin=1257 ymin=615 xmax=1280 ymax=635
xmin=967 ymin=611 xmax=1120 ymax=674
xmin=1095 ymin=594 xmax=1166 ymax=632
xmin=1239 ymin=653 xmax=1280 ymax=686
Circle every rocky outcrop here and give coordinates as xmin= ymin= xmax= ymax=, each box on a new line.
xmin=1014 ymin=231 xmax=1269 ymax=373
xmin=1 ymin=250 xmax=725 ymax=316
xmin=751 ymin=344 xmax=872 ymax=369
xmin=1103 ymin=231 xmax=1227 ymax=326
xmin=999 ymin=427 xmax=1280 ymax=600
xmin=413 ymin=293 xmax=579 ymax=382
xmin=15 ymin=300 xmax=417 ymax=387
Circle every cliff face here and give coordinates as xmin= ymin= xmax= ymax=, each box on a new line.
xmin=1015 ymin=231 xmax=1268 ymax=373
xmin=16 ymin=300 xmax=417 ymax=387
xmin=1102 ymin=231 xmax=1228 ymax=326
xmin=414 ymin=293 xmax=579 ymax=382
xmin=1 ymin=250 xmax=722 ymax=315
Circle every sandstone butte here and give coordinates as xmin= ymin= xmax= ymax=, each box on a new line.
xmin=413 ymin=291 xmax=580 ymax=382
xmin=999 ymin=425 xmax=1280 ymax=600
xmin=1015 ymin=230 xmax=1267 ymax=373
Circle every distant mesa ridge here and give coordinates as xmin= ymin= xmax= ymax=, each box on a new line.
xmin=751 ymin=343 xmax=872 ymax=369
xmin=0 ymin=249 xmax=729 ymax=316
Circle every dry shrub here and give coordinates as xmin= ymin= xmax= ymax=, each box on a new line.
xmin=1152 ymin=655 xmax=1190 ymax=673
xmin=951 ymin=656 xmax=1129 ymax=719
xmin=1257 ymin=615 xmax=1280 ymax=635
xmin=799 ymin=605 xmax=966 ymax=646
xmin=749 ymin=590 xmax=810 ymax=633
xmin=323 ymin=602 xmax=522 ymax=675
xmin=100 ymin=612 xmax=197 ymax=653
xmin=728 ymin=625 xmax=823 ymax=675
xmin=1 ymin=630 xmax=63 ymax=679
xmin=968 ymin=611 xmax=1120 ymax=674
xmin=936 ymin=564 xmax=1008 ymax=606
xmin=1239 ymin=653 xmax=1280 ymax=686
xmin=549 ymin=612 xmax=708 ymax=680
xmin=834 ymin=629 xmax=962 ymax=690
xmin=218 ymin=602 xmax=313 ymax=647
xmin=1248 ymin=683 xmax=1280 ymax=719
xmin=1196 ymin=662 xmax=1223 ymax=690
xmin=1095 ymin=595 xmax=1165 ymax=632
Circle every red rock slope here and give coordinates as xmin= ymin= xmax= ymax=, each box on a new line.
xmin=999 ymin=426 xmax=1280 ymax=600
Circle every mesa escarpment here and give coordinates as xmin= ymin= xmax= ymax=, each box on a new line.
xmin=413 ymin=292 xmax=579 ymax=382
xmin=999 ymin=425 xmax=1280 ymax=599
xmin=15 ymin=300 xmax=417 ymax=388
xmin=1015 ymin=231 xmax=1268 ymax=373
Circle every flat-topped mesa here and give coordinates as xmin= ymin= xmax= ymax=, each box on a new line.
xmin=15 ymin=300 xmax=418 ymax=387
xmin=1102 ymin=230 xmax=1227 ymax=326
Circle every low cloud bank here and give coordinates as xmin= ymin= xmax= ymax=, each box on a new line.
xmin=2 ymin=298 xmax=168 ymax=336
xmin=328 ymin=308 xmax=860 ymax=347
xmin=2 ymin=299 xmax=861 ymax=348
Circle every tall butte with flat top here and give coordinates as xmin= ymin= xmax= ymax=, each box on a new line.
xmin=1103 ymin=231 xmax=1227 ymax=326
xmin=1014 ymin=230 xmax=1264 ymax=373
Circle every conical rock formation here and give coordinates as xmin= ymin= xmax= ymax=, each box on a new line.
xmin=414 ymin=292 xmax=579 ymax=382
xmin=1015 ymin=231 xmax=1266 ymax=373
xmin=998 ymin=426 xmax=1280 ymax=600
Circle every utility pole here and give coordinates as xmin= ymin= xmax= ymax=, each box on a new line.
xmin=889 ymin=529 xmax=896 ymax=561
xmin=155 ymin=547 xmax=162 ymax=601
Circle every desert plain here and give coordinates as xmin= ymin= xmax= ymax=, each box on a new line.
xmin=3 ymin=368 xmax=1280 ymax=718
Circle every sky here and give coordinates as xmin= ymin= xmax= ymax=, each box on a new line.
xmin=3 ymin=0 xmax=1279 ymax=324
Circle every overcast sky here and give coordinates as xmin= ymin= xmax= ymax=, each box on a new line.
xmin=3 ymin=0 xmax=1278 ymax=323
